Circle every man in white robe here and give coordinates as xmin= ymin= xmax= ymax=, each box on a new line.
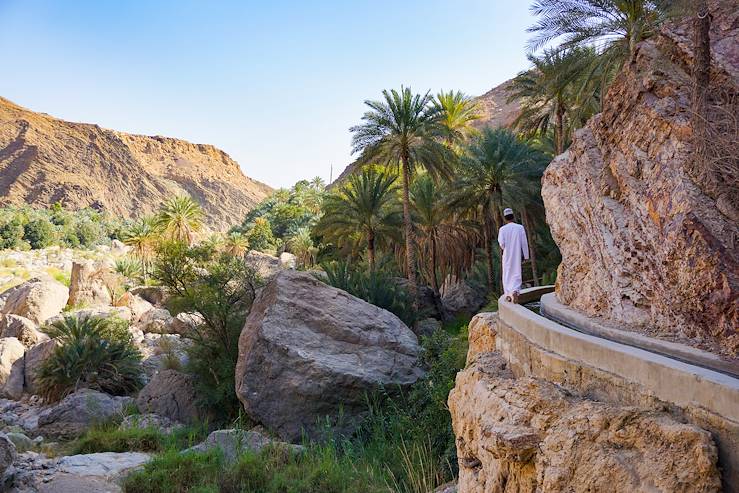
xmin=498 ymin=208 xmax=529 ymax=302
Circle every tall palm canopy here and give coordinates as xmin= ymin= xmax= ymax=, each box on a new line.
xmin=434 ymin=90 xmax=481 ymax=147
xmin=350 ymin=87 xmax=454 ymax=293
xmin=411 ymin=174 xmax=477 ymax=314
xmin=508 ymin=47 xmax=599 ymax=154
xmin=155 ymin=196 xmax=205 ymax=245
xmin=527 ymin=0 xmax=671 ymax=86
xmin=451 ymin=128 xmax=547 ymax=290
xmin=317 ymin=167 xmax=401 ymax=271
xmin=121 ymin=216 xmax=158 ymax=280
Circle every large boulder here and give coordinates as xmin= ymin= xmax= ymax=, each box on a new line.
xmin=186 ymin=428 xmax=302 ymax=464
xmin=135 ymin=369 xmax=200 ymax=424
xmin=24 ymin=339 xmax=59 ymax=396
xmin=129 ymin=286 xmax=168 ymax=306
xmin=540 ymin=5 xmax=738 ymax=357
xmin=116 ymin=292 xmax=154 ymax=321
xmin=440 ymin=278 xmax=486 ymax=319
xmin=0 ymin=433 xmax=16 ymax=477
xmin=67 ymin=261 xmax=112 ymax=307
xmin=448 ymin=352 xmax=722 ymax=493
xmin=35 ymin=389 xmax=133 ymax=439
xmin=244 ymin=250 xmax=295 ymax=282
xmin=235 ymin=270 xmax=423 ymax=442
xmin=0 ymin=314 xmax=48 ymax=348
xmin=136 ymin=308 xmax=173 ymax=334
xmin=0 ymin=278 xmax=68 ymax=325
xmin=0 ymin=338 xmax=25 ymax=399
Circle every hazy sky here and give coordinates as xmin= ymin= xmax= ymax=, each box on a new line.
xmin=0 ymin=1 xmax=535 ymax=188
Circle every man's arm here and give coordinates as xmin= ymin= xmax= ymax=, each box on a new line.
xmin=521 ymin=227 xmax=530 ymax=260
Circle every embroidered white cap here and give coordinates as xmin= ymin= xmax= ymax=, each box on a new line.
xmin=503 ymin=207 xmax=513 ymax=216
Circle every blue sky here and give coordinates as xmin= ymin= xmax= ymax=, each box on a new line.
xmin=0 ymin=1 xmax=534 ymax=188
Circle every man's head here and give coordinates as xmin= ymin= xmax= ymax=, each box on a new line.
xmin=503 ymin=207 xmax=515 ymax=222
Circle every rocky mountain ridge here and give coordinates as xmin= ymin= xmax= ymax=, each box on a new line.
xmin=0 ymin=97 xmax=273 ymax=230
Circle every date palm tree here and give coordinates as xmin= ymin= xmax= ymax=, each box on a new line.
xmin=155 ymin=196 xmax=204 ymax=245
xmin=121 ymin=217 xmax=158 ymax=281
xmin=286 ymin=227 xmax=317 ymax=269
xmin=224 ymin=231 xmax=249 ymax=257
xmin=434 ymin=90 xmax=481 ymax=148
xmin=451 ymin=128 xmax=547 ymax=290
xmin=350 ymin=87 xmax=454 ymax=294
xmin=508 ymin=47 xmax=598 ymax=154
xmin=411 ymin=174 xmax=478 ymax=317
xmin=317 ymin=167 xmax=401 ymax=272
xmin=527 ymin=0 xmax=671 ymax=88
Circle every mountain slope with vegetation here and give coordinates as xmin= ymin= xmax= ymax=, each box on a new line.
xmin=0 ymin=97 xmax=272 ymax=230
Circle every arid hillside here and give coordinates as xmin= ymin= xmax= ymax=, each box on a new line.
xmin=0 ymin=97 xmax=272 ymax=230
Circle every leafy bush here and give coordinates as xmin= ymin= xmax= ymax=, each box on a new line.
xmin=124 ymin=443 xmax=389 ymax=493
xmin=321 ymin=260 xmax=417 ymax=325
xmin=73 ymin=422 xmax=206 ymax=454
xmin=37 ymin=315 xmax=144 ymax=402
xmin=245 ymin=217 xmax=277 ymax=253
xmin=115 ymin=257 xmax=144 ymax=281
xmin=152 ymin=241 xmax=262 ymax=423
xmin=0 ymin=219 xmax=24 ymax=249
xmin=23 ymin=218 xmax=54 ymax=249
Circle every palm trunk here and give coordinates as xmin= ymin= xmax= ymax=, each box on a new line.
xmin=484 ymin=219 xmax=495 ymax=291
xmin=692 ymin=0 xmax=711 ymax=142
xmin=367 ymin=229 xmax=376 ymax=273
xmin=555 ymin=106 xmax=565 ymax=155
xmin=430 ymin=233 xmax=447 ymax=320
xmin=522 ymin=209 xmax=539 ymax=286
xmin=400 ymin=155 xmax=418 ymax=304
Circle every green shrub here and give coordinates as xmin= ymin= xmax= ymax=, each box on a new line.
xmin=321 ymin=260 xmax=417 ymax=325
xmin=0 ymin=219 xmax=24 ymax=250
xmin=37 ymin=315 xmax=144 ymax=402
xmin=73 ymin=422 xmax=206 ymax=454
xmin=153 ymin=241 xmax=262 ymax=423
xmin=124 ymin=443 xmax=390 ymax=493
xmin=115 ymin=257 xmax=144 ymax=281
xmin=75 ymin=220 xmax=102 ymax=247
xmin=23 ymin=218 xmax=55 ymax=249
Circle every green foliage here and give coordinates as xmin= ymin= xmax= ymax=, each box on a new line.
xmin=124 ymin=444 xmax=390 ymax=493
xmin=316 ymin=167 xmax=401 ymax=269
xmin=154 ymin=196 xmax=204 ymax=245
xmin=73 ymin=422 xmax=207 ymax=454
xmin=0 ymin=218 xmax=24 ymax=250
xmin=0 ymin=205 xmax=124 ymax=251
xmin=23 ymin=218 xmax=54 ymax=249
xmin=321 ymin=260 xmax=416 ymax=326
xmin=37 ymin=316 xmax=143 ymax=402
xmin=115 ymin=256 xmax=144 ymax=281
xmin=152 ymin=241 xmax=262 ymax=423
xmin=244 ymin=217 xmax=277 ymax=253
xmin=236 ymin=179 xmax=324 ymax=243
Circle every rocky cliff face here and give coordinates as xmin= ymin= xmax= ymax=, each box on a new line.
xmin=449 ymin=352 xmax=722 ymax=493
xmin=0 ymin=97 xmax=272 ymax=230
xmin=541 ymin=6 xmax=738 ymax=357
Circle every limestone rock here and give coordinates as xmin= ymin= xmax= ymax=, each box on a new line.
xmin=46 ymin=306 xmax=132 ymax=327
xmin=115 ymin=292 xmax=153 ymax=321
xmin=128 ymin=286 xmax=168 ymax=307
xmin=540 ymin=5 xmax=739 ymax=357
xmin=67 ymin=261 xmax=112 ymax=308
xmin=235 ymin=270 xmax=423 ymax=442
xmin=135 ymin=369 xmax=200 ymax=424
xmin=0 ymin=338 xmax=25 ymax=399
xmin=0 ymin=279 xmax=68 ymax=326
xmin=120 ymin=413 xmax=182 ymax=435
xmin=0 ymin=315 xmax=48 ymax=348
xmin=186 ymin=428 xmax=302 ymax=464
xmin=168 ymin=312 xmax=203 ymax=337
xmin=415 ymin=318 xmax=442 ymax=338
xmin=244 ymin=250 xmax=282 ymax=281
xmin=23 ymin=340 xmax=59 ymax=396
xmin=136 ymin=308 xmax=173 ymax=334
xmin=5 ymin=431 xmax=34 ymax=453
xmin=0 ymin=433 xmax=17 ymax=477
xmin=448 ymin=352 xmax=722 ymax=493
xmin=440 ymin=278 xmax=485 ymax=319
xmin=466 ymin=312 xmax=498 ymax=365
xmin=36 ymin=389 xmax=133 ymax=439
